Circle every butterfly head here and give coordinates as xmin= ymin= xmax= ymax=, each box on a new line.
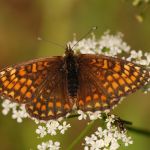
xmin=65 ymin=44 xmax=74 ymax=56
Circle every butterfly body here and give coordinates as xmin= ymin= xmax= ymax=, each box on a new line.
xmin=0 ymin=45 xmax=149 ymax=120
xmin=64 ymin=46 xmax=79 ymax=98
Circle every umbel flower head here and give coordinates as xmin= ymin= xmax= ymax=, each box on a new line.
xmin=1 ymin=31 xmax=150 ymax=150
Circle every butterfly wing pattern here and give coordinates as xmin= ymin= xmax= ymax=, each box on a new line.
xmin=25 ymin=66 xmax=72 ymax=120
xmin=77 ymin=54 xmax=150 ymax=111
xmin=0 ymin=57 xmax=72 ymax=120
xmin=0 ymin=46 xmax=149 ymax=120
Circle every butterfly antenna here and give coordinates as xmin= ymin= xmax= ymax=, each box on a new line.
xmin=37 ymin=37 xmax=65 ymax=49
xmin=71 ymin=26 xmax=98 ymax=50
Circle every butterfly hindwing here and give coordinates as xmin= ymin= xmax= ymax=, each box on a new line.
xmin=26 ymin=68 xmax=73 ymax=120
xmin=77 ymin=70 xmax=115 ymax=111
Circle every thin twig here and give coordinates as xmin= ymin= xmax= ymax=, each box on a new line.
xmin=120 ymin=119 xmax=132 ymax=125
xmin=67 ymin=114 xmax=80 ymax=119
xmin=127 ymin=126 xmax=150 ymax=137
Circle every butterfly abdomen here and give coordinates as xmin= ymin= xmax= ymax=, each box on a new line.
xmin=65 ymin=55 xmax=79 ymax=97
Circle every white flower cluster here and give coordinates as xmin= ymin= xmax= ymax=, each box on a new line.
xmin=84 ymin=115 xmax=133 ymax=150
xmin=70 ymin=31 xmax=131 ymax=56
xmin=1 ymin=99 xmax=28 ymax=123
xmin=37 ymin=140 xmax=60 ymax=150
xmin=36 ymin=120 xmax=71 ymax=138
xmin=77 ymin=110 xmax=102 ymax=121
xmin=126 ymin=50 xmax=150 ymax=66
xmin=98 ymin=32 xmax=130 ymax=56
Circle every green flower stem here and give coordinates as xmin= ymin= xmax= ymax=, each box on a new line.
xmin=127 ymin=126 xmax=150 ymax=137
xmin=67 ymin=121 xmax=95 ymax=150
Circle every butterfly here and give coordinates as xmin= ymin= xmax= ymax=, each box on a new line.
xmin=0 ymin=45 xmax=149 ymax=120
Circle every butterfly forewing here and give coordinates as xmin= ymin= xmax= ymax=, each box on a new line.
xmin=0 ymin=57 xmax=63 ymax=103
xmin=77 ymin=54 xmax=150 ymax=110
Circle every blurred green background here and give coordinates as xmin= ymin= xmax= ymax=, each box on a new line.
xmin=0 ymin=0 xmax=150 ymax=150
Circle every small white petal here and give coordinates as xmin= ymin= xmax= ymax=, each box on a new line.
xmin=36 ymin=126 xmax=47 ymax=138
xmin=77 ymin=110 xmax=87 ymax=120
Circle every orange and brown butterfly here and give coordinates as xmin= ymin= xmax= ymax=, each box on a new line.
xmin=0 ymin=45 xmax=149 ymax=120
